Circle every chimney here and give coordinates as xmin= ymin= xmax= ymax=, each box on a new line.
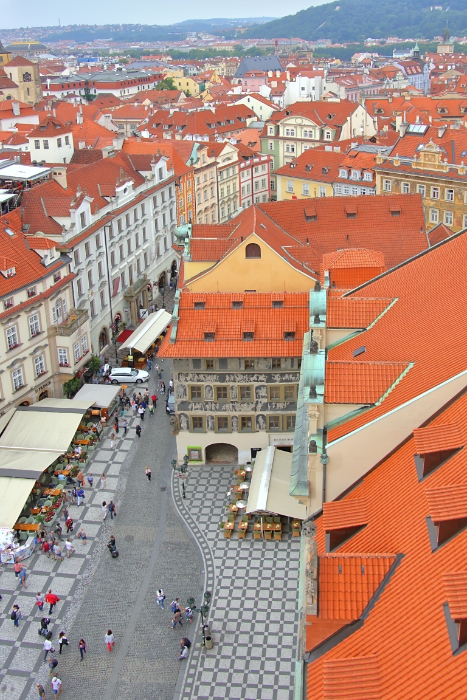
xmin=12 ymin=101 xmax=20 ymax=116
xmin=53 ymin=107 xmax=57 ymax=118
xmin=52 ymin=166 xmax=68 ymax=190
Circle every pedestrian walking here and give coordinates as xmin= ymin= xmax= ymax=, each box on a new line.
xmin=148 ymin=401 xmax=154 ymax=415
xmin=185 ymin=606 xmax=193 ymax=624
xmin=51 ymin=676 xmax=62 ymax=695
xmin=171 ymin=609 xmax=183 ymax=629
xmin=180 ymin=637 xmax=192 ymax=651
xmin=105 ymin=629 xmax=115 ymax=652
xmin=114 ymin=417 xmax=119 ymax=434
xmin=63 ymin=506 xmax=69 ymax=523
xmin=108 ymin=501 xmax=116 ymax=520
xmin=78 ymin=638 xmax=87 ymax=661
xmin=101 ymin=501 xmax=108 ymax=520
xmin=122 ymin=418 xmax=128 ymax=435
xmin=155 ymin=364 xmax=160 ymax=376
xmin=178 ymin=645 xmax=189 ymax=660
xmin=65 ymin=539 xmax=74 ymax=558
xmin=77 ymin=471 xmax=85 ymax=487
xmin=156 ymin=589 xmax=165 ymax=609
xmin=170 ymin=598 xmax=180 ymax=613
xmin=43 ymin=638 xmax=53 ymax=661
xmin=147 ymin=358 xmax=152 ymax=371
xmin=135 ymin=424 xmax=142 ymax=438
xmin=65 ymin=517 xmax=74 ymax=534
xmin=18 ymin=564 xmax=27 ymax=588
xmin=99 ymin=473 xmax=106 ymax=489
xmin=53 ymin=543 xmax=63 ymax=562
xmin=110 ymin=432 xmax=116 ymax=449
xmin=131 ymin=400 xmax=137 ymax=416
xmin=36 ymin=592 xmax=45 ymax=612
xmin=11 ymin=604 xmax=21 ymax=627
xmin=45 ymin=589 xmax=60 ymax=615
xmin=58 ymin=632 xmax=69 ymax=654
xmin=13 ymin=558 xmax=22 ymax=578
xmin=169 ymin=379 xmax=173 ymax=393
xmin=71 ymin=486 xmax=77 ymax=504
xmin=138 ymin=404 xmax=145 ymax=421
xmin=48 ymin=656 xmax=59 ymax=675
xmin=36 ymin=683 xmax=46 ymax=700
xmin=145 ymin=466 xmax=152 ymax=481
xmin=77 ymin=528 xmax=87 ymax=545
xmin=39 ymin=616 xmax=51 ymax=637
xmin=87 ymin=473 xmax=94 ymax=487
xmin=160 ymin=381 xmax=166 ymax=394
xmin=76 ymin=488 xmax=85 ymax=506
xmin=55 ymin=522 xmax=63 ymax=540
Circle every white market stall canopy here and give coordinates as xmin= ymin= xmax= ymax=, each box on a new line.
xmin=0 ymin=163 xmax=51 ymax=182
xmin=121 ymin=309 xmax=172 ymax=354
xmin=0 ymin=398 xmax=94 ymax=454
xmin=0 ymin=449 xmax=58 ymax=479
xmin=73 ymin=384 xmax=120 ymax=409
xmin=246 ymin=446 xmax=307 ymax=520
xmin=0 ymin=477 xmax=37 ymax=529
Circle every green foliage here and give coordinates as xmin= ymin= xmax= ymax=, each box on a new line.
xmin=63 ymin=377 xmax=82 ymax=398
xmin=85 ymin=355 xmax=101 ymax=375
xmin=242 ymin=0 xmax=467 ymax=43
xmin=156 ymin=77 xmax=177 ymax=91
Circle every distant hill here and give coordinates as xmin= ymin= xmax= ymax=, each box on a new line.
xmin=241 ymin=0 xmax=467 ymax=43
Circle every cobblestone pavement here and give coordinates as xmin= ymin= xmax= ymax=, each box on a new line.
xmin=0 ymin=359 xmax=202 ymax=700
xmin=173 ymin=464 xmax=301 ymax=700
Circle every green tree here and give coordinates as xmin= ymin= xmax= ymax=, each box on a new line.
xmin=156 ymin=77 xmax=177 ymax=91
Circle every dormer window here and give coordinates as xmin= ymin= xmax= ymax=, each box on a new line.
xmin=284 ymin=331 xmax=295 ymax=341
xmin=232 ymin=301 xmax=243 ymax=309
xmin=3 ymin=296 xmax=14 ymax=310
xmin=323 ymin=499 xmax=368 ymax=551
xmin=413 ymin=423 xmax=463 ymax=479
xmin=53 ymin=272 xmax=61 ymax=283
xmin=339 ymin=169 xmax=347 ymax=178
xmin=243 ymin=332 xmax=254 ymax=341
xmin=272 ymin=300 xmax=283 ymax=308
xmin=245 ymin=243 xmax=261 ymax=259
xmin=443 ymin=572 xmax=467 ymax=652
xmin=4 ymin=267 xmax=16 ymax=278
xmin=426 ymin=484 xmax=467 ymax=549
xmin=27 ymin=286 xmax=37 ymax=298
xmin=194 ymin=302 xmax=205 ymax=310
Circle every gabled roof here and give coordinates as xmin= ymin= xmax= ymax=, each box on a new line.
xmin=327 ymin=297 xmax=394 ymax=329
xmin=325 ymin=361 xmax=412 ymax=404
xmin=28 ymin=117 xmax=71 ymax=139
xmin=5 ymin=56 xmax=34 ymax=67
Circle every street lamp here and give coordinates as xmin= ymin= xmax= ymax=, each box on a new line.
xmin=172 ymin=457 xmax=187 ymax=499
xmin=187 ymin=591 xmax=211 ymax=645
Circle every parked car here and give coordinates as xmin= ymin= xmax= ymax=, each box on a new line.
xmin=109 ymin=368 xmax=149 ymax=384
xmin=166 ymin=394 xmax=175 ymax=414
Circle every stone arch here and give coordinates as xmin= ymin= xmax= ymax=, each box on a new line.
xmin=245 ymin=242 xmax=261 ymax=259
xmin=99 ymin=326 xmax=109 ymax=351
xmin=205 ymin=443 xmax=238 ymax=465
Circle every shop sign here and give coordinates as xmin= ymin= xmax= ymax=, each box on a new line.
xmin=35 ymin=379 xmax=51 ymax=394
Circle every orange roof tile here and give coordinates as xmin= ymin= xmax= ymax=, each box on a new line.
xmin=26 ymin=236 xmax=57 ymax=250
xmin=413 ymin=423 xmax=464 ymax=454
xmin=323 ymin=499 xmax=368 ymax=531
xmin=28 ymin=117 xmax=71 ymax=139
xmin=319 ymin=554 xmax=397 ymax=620
xmin=425 ymin=484 xmax=467 ymax=522
xmin=323 ymin=249 xmax=385 ymax=270
xmin=158 ymin=291 xmax=309 ymax=358
xmin=443 ymin=572 xmax=467 ymax=619
xmin=323 ymin=656 xmax=381 ymax=700
xmin=327 ymin=297 xmax=394 ymax=329
xmin=307 ymin=389 xmax=467 ymax=699
xmin=325 ymin=361 xmax=411 ymax=404
xmin=327 ymin=229 xmax=467 ymax=442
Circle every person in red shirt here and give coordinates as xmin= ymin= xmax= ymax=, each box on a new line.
xmin=45 ymin=589 xmax=60 ymax=615
xmin=42 ymin=541 xmax=50 ymax=558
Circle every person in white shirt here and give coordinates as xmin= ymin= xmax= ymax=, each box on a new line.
xmin=105 ymin=629 xmax=115 ymax=652
xmin=43 ymin=638 xmax=52 ymax=661
xmin=51 ymin=676 xmax=62 ymax=695
xmin=178 ymin=645 xmax=189 ymax=660
xmin=64 ymin=540 xmax=74 ymax=558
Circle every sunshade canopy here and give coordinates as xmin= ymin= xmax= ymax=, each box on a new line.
xmin=246 ymin=446 xmax=307 ymax=519
xmin=0 ymin=477 xmax=36 ymax=529
xmin=73 ymin=384 xmax=120 ymax=408
xmin=0 ymin=449 xmax=58 ymax=479
xmin=121 ymin=309 xmax=172 ymax=354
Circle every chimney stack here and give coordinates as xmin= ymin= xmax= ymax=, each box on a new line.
xmin=52 ymin=166 xmax=68 ymax=190
xmin=12 ymin=102 xmax=20 ymax=116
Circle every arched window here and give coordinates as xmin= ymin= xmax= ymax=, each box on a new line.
xmin=245 ymin=243 xmax=261 ymax=259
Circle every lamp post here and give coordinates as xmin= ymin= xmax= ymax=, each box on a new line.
xmin=172 ymin=457 xmax=187 ymax=499
xmin=186 ymin=592 xmax=211 ymax=644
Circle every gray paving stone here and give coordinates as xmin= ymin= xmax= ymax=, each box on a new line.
xmin=0 ymin=674 xmax=28 ymax=699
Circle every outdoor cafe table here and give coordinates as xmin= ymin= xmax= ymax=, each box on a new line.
xmin=74 ymin=439 xmax=90 ymax=445
xmin=239 ymin=521 xmax=248 ymax=531
xmin=43 ymin=489 xmax=61 ymax=497
xmin=55 ymin=469 xmax=71 ymax=476
xmin=13 ymin=523 xmax=39 ymax=532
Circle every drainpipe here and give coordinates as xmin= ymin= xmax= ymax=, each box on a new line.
xmin=321 ymin=428 xmax=328 ymax=505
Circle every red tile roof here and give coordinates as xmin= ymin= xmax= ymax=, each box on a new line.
xmin=323 ymin=499 xmax=368 ymax=530
xmin=28 ymin=117 xmax=72 ymax=139
xmin=5 ymin=56 xmax=34 ymax=67
xmin=325 ymin=361 xmax=411 ymax=404
xmin=275 ymin=149 xmax=343 ymax=183
xmin=323 ymin=656 xmax=381 ymax=700
xmin=425 ymin=484 xmax=467 ymax=522
xmin=158 ymin=291 xmax=309 ymax=358
xmin=326 ymin=229 xmax=467 ymax=442
xmin=307 ymin=388 xmax=467 ymax=699
xmin=319 ymin=554 xmax=397 ymax=621
xmin=413 ymin=423 xmax=464 ymax=454
xmin=443 ymin=572 xmax=467 ymax=620
xmin=327 ymin=297 xmax=393 ymax=329
xmin=428 ymin=223 xmax=454 ymax=247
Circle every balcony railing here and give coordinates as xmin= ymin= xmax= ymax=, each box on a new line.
xmin=50 ymin=308 xmax=89 ymax=337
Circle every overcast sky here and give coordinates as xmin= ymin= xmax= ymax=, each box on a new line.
xmin=2 ymin=0 xmax=325 ymax=31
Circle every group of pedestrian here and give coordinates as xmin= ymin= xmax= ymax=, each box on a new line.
xmin=155 ymin=590 xmax=192 ymax=660
xmin=101 ymin=500 xmax=117 ymax=520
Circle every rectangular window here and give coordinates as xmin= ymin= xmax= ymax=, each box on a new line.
xmin=34 ymin=355 xmax=46 ymax=377
xmin=77 ymin=278 xmax=83 ymax=296
xmin=383 ymin=179 xmax=391 ymax=192
xmin=190 ymin=386 xmax=202 ymax=400
xmin=285 ymin=415 xmax=296 ymax=430
xmin=6 ymin=326 xmax=18 ymax=349
xmin=87 ymin=270 xmax=93 ymax=288
xmin=110 ymin=251 xmax=116 ymax=268
xmin=402 ymin=183 xmax=410 ymax=194
xmin=431 ymin=187 xmax=440 ymax=200
xmin=269 ymin=386 xmax=280 ymax=400
xmin=97 ymin=261 xmax=104 ymax=279
xmin=445 ymin=189 xmax=454 ymax=202
xmin=90 ymin=299 xmax=95 ymax=317
xmin=302 ymin=183 xmax=310 ymax=196
xmin=4 ymin=296 xmax=14 ymax=310
xmin=417 ymin=184 xmax=426 ymax=197
xmin=268 ymin=415 xmax=280 ymax=430
xmin=192 ymin=417 xmax=203 ymax=431
xmin=100 ymin=289 xmax=105 ymax=309
xmin=58 ymin=348 xmax=68 ymax=366
xmin=34 ymin=139 xmax=40 ymax=149
xmin=430 ymin=209 xmax=439 ymax=223
xmin=81 ymin=335 xmax=88 ymax=355
xmin=240 ymin=386 xmax=251 ymax=401
xmin=286 ymin=181 xmax=294 ymax=193
xmin=319 ymin=186 xmax=326 ymax=198
xmin=205 ymin=359 xmax=214 ymax=369
xmin=95 ymin=233 xmax=102 ymax=248
xmin=240 ymin=417 xmax=253 ymax=431
xmin=29 ymin=313 xmax=40 ymax=337
xmin=65 ymin=136 xmax=69 ymax=145
xmin=217 ymin=416 xmax=228 ymax=431
xmin=444 ymin=210 xmax=454 ymax=226
xmin=119 ymin=244 xmax=124 ymax=262
xmin=74 ymin=341 xmax=81 ymax=363
xmin=244 ymin=359 xmax=254 ymax=369
xmin=216 ymin=386 xmax=228 ymax=400
xmin=12 ymin=367 xmax=24 ymax=391
xmin=43 ymin=140 xmax=49 ymax=150
xmin=27 ymin=286 xmax=36 ymax=298
xmin=73 ymin=250 xmax=80 ymax=266
xmin=272 ymin=358 xmax=281 ymax=369
xmin=284 ymin=385 xmax=295 ymax=401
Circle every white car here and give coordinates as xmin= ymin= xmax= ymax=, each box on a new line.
xmin=109 ymin=368 xmax=149 ymax=384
